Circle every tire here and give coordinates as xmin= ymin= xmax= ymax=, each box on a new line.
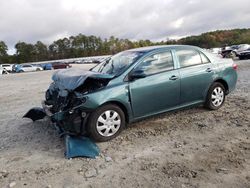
xmin=225 ymin=52 xmax=231 ymax=58
xmin=239 ymin=55 xmax=246 ymax=60
xmin=87 ymin=104 xmax=125 ymax=142
xmin=36 ymin=68 xmax=40 ymax=71
xmin=230 ymin=51 xmax=237 ymax=59
xmin=205 ymin=82 xmax=226 ymax=110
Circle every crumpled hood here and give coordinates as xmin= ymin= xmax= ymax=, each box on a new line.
xmin=52 ymin=68 xmax=114 ymax=91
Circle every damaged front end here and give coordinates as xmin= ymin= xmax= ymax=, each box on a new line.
xmin=43 ymin=87 xmax=90 ymax=136
xmin=25 ymin=69 xmax=113 ymax=135
xmin=23 ymin=69 xmax=113 ymax=158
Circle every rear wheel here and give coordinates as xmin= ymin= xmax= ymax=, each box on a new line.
xmin=205 ymin=82 xmax=226 ymax=110
xmin=87 ymin=104 xmax=125 ymax=142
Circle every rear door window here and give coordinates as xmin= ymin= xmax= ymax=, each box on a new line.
xmin=23 ymin=65 xmax=31 ymax=68
xmin=176 ymin=49 xmax=202 ymax=68
xmin=200 ymin=52 xmax=210 ymax=63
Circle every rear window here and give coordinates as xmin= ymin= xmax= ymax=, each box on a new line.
xmin=2 ymin=64 xmax=10 ymax=67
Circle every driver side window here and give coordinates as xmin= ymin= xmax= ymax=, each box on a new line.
xmin=134 ymin=51 xmax=174 ymax=76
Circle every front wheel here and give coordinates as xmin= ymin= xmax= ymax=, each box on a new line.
xmin=205 ymin=82 xmax=226 ymax=110
xmin=230 ymin=51 xmax=237 ymax=59
xmin=87 ymin=104 xmax=125 ymax=142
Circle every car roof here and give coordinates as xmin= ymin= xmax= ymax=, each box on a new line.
xmin=127 ymin=45 xmax=202 ymax=53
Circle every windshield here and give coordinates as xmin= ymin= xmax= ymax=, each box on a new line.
xmin=92 ymin=51 xmax=144 ymax=75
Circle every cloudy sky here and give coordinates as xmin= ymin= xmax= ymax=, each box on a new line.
xmin=0 ymin=0 xmax=250 ymax=53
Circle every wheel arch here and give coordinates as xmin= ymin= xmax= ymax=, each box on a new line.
xmin=100 ymin=101 xmax=130 ymax=124
xmin=213 ymin=78 xmax=229 ymax=94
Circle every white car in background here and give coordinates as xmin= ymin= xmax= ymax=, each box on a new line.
xmin=0 ymin=67 xmax=9 ymax=75
xmin=0 ymin=64 xmax=12 ymax=72
xmin=209 ymin=48 xmax=222 ymax=54
xmin=16 ymin=64 xmax=43 ymax=73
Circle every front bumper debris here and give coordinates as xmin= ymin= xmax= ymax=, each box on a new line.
xmin=65 ymin=135 xmax=100 ymax=159
xmin=23 ymin=102 xmax=100 ymax=159
xmin=23 ymin=107 xmax=46 ymax=121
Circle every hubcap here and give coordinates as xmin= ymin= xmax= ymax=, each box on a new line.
xmin=211 ymin=87 xmax=224 ymax=107
xmin=96 ymin=110 xmax=121 ymax=137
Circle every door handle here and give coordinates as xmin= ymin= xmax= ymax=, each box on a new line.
xmin=206 ymin=68 xmax=213 ymax=72
xmin=169 ymin=75 xmax=179 ymax=80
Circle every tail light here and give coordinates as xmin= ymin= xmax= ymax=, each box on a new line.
xmin=233 ymin=63 xmax=238 ymax=70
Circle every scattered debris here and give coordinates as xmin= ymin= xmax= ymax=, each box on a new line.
xmin=0 ymin=170 xmax=9 ymax=179
xmin=84 ymin=168 xmax=98 ymax=178
xmin=197 ymin=123 xmax=207 ymax=128
xmin=65 ymin=136 xmax=100 ymax=159
xmin=174 ymin=142 xmax=182 ymax=148
xmin=9 ymin=181 xmax=16 ymax=188
xmin=216 ymin=168 xmax=229 ymax=174
xmin=105 ymin=156 xmax=113 ymax=162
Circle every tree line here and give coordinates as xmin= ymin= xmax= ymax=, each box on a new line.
xmin=0 ymin=28 xmax=250 ymax=64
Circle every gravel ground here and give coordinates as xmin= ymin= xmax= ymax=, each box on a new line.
xmin=0 ymin=61 xmax=249 ymax=188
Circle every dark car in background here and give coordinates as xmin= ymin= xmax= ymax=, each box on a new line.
xmin=238 ymin=48 xmax=250 ymax=59
xmin=221 ymin=44 xmax=250 ymax=58
xmin=52 ymin=62 xmax=72 ymax=69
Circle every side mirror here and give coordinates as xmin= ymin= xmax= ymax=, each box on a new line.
xmin=129 ymin=70 xmax=146 ymax=80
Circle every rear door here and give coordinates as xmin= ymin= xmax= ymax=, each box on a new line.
xmin=129 ymin=50 xmax=180 ymax=118
xmin=22 ymin=65 xmax=29 ymax=71
xmin=26 ymin=65 xmax=33 ymax=71
xmin=175 ymin=49 xmax=215 ymax=104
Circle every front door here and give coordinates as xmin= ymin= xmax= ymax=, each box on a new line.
xmin=128 ymin=50 xmax=180 ymax=118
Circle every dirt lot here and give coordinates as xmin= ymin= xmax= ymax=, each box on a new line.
xmin=0 ymin=61 xmax=249 ymax=188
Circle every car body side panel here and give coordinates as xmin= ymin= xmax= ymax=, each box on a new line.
xmin=80 ymin=82 xmax=133 ymax=120
xmin=178 ymin=63 xmax=217 ymax=104
xmin=200 ymin=51 xmax=237 ymax=96
xmin=216 ymin=59 xmax=237 ymax=93
xmin=222 ymin=67 xmax=237 ymax=92
xmin=129 ymin=69 xmax=180 ymax=118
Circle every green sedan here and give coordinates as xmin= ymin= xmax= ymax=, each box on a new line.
xmin=25 ymin=45 xmax=238 ymax=142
